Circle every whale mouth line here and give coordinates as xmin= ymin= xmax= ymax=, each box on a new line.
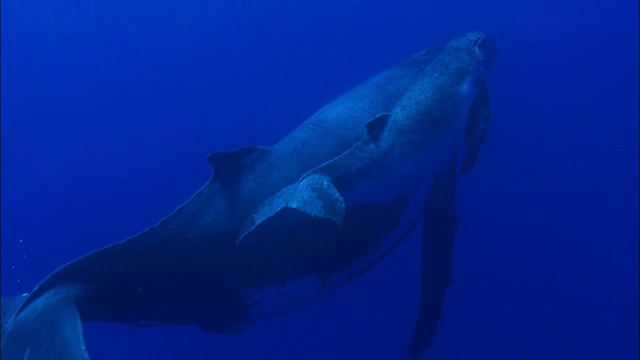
xmin=474 ymin=34 xmax=486 ymax=58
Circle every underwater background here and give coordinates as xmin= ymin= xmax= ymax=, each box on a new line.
xmin=1 ymin=1 xmax=637 ymax=359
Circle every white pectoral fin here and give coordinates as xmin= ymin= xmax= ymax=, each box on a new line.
xmin=237 ymin=174 xmax=345 ymax=245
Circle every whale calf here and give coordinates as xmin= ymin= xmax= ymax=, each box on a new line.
xmin=1 ymin=32 xmax=496 ymax=359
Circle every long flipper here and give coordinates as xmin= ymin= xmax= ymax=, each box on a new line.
xmin=459 ymin=79 xmax=491 ymax=174
xmin=407 ymin=159 xmax=458 ymax=359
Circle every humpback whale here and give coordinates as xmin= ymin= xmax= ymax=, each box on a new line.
xmin=1 ymin=32 xmax=497 ymax=359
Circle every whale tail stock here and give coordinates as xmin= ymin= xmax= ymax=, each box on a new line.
xmin=1 ymin=288 xmax=89 ymax=359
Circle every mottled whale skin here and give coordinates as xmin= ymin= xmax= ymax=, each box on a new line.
xmin=1 ymin=32 xmax=496 ymax=359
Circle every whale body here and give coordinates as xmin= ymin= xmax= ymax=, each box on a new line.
xmin=1 ymin=32 xmax=496 ymax=359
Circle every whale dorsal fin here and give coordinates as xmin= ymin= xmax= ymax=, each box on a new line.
xmin=208 ymin=146 xmax=269 ymax=185
xmin=365 ymin=113 xmax=391 ymax=141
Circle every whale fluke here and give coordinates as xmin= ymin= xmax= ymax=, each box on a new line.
xmin=2 ymin=288 xmax=89 ymax=359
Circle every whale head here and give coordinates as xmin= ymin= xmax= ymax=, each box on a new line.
xmin=450 ymin=32 xmax=498 ymax=71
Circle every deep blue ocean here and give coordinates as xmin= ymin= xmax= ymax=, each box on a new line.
xmin=1 ymin=1 xmax=638 ymax=359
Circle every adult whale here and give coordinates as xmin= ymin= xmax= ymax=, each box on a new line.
xmin=1 ymin=32 xmax=497 ymax=359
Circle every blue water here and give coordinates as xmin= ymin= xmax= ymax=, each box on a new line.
xmin=1 ymin=1 xmax=637 ymax=359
